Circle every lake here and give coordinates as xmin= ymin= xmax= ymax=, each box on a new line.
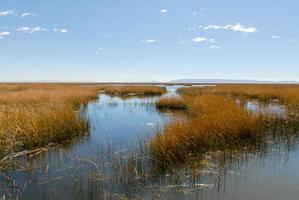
xmin=1 ymin=85 xmax=299 ymax=200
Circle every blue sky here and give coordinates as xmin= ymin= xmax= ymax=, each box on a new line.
xmin=0 ymin=0 xmax=298 ymax=82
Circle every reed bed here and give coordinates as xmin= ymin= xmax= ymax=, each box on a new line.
xmin=99 ymin=85 xmax=166 ymax=96
xmin=156 ymin=96 xmax=189 ymax=110
xmin=150 ymin=95 xmax=267 ymax=168
xmin=0 ymin=84 xmax=100 ymax=158
xmin=151 ymin=84 xmax=299 ymax=168
xmin=178 ymin=84 xmax=299 ymax=105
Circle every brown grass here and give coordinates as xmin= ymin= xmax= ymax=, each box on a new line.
xmin=150 ymin=95 xmax=267 ymax=168
xmin=151 ymin=84 xmax=299 ymax=168
xmin=99 ymin=85 xmax=166 ymax=96
xmin=0 ymin=84 xmax=100 ymax=158
xmin=178 ymin=84 xmax=299 ymax=105
xmin=156 ymin=96 xmax=189 ymax=110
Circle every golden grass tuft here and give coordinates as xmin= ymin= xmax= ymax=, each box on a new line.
xmin=0 ymin=84 xmax=100 ymax=158
xmin=150 ymin=95 xmax=266 ymax=168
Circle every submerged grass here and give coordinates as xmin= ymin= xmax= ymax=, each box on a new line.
xmin=0 ymin=84 xmax=100 ymax=158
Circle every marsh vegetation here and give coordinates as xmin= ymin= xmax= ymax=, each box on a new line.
xmin=0 ymin=84 xmax=299 ymax=199
xmin=151 ymin=84 xmax=299 ymax=168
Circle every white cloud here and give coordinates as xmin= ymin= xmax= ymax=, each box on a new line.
xmin=192 ymin=11 xmax=197 ymax=16
xmin=271 ymin=35 xmax=280 ymax=39
xmin=230 ymin=23 xmax=257 ymax=33
xmin=289 ymin=39 xmax=296 ymax=42
xmin=210 ymin=45 xmax=221 ymax=50
xmin=208 ymin=38 xmax=216 ymax=43
xmin=17 ymin=26 xmax=46 ymax=34
xmin=1 ymin=10 xmax=36 ymax=18
xmin=54 ymin=28 xmax=68 ymax=33
xmin=200 ymin=23 xmax=257 ymax=33
xmin=20 ymin=12 xmax=35 ymax=18
xmin=160 ymin=9 xmax=167 ymax=14
xmin=203 ymin=25 xmax=223 ymax=30
xmin=0 ymin=10 xmax=14 ymax=16
xmin=0 ymin=31 xmax=11 ymax=39
xmin=145 ymin=39 xmax=156 ymax=43
xmin=192 ymin=37 xmax=207 ymax=43
xmin=192 ymin=37 xmax=219 ymax=48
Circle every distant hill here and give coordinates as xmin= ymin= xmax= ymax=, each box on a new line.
xmin=168 ymin=79 xmax=299 ymax=84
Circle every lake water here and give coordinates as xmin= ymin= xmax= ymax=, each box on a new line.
xmin=0 ymin=86 xmax=299 ymax=200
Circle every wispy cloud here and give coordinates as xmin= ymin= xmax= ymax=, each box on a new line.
xmin=271 ymin=35 xmax=280 ymax=39
xmin=192 ymin=8 xmax=205 ymax=16
xmin=54 ymin=28 xmax=68 ymax=33
xmin=0 ymin=10 xmax=14 ymax=16
xmin=144 ymin=39 xmax=157 ymax=43
xmin=230 ymin=23 xmax=257 ymax=33
xmin=20 ymin=12 xmax=37 ymax=18
xmin=1 ymin=10 xmax=37 ymax=18
xmin=289 ymin=39 xmax=296 ymax=42
xmin=192 ymin=37 xmax=219 ymax=49
xmin=210 ymin=45 xmax=221 ymax=50
xmin=0 ymin=31 xmax=11 ymax=39
xmin=17 ymin=26 xmax=46 ymax=34
xmin=160 ymin=9 xmax=167 ymax=14
xmin=20 ymin=12 xmax=30 ymax=18
xmin=192 ymin=37 xmax=207 ymax=43
xmin=200 ymin=23 xmax=257 ymax=33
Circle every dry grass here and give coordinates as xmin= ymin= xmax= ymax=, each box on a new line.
xmin=179 ymin=84 xmax=299 ymax=105
xmin=0 ymin=84 xmax=100 ymax=158
xmin=150 ymin=95 xmax=266 ymax=168
xmin=99 ymin=85 xmax=166 ymax=96
xmin=151 ymin=84 xmax=299 ymax=168
xmin=156 ymin=96 xmax=189 ymax=110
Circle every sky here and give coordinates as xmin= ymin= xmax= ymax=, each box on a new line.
xmin=0 ymin=0 xmax=298 ymax=82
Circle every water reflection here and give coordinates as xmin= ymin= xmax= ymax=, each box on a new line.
xmin=246 ymin=101 xmax=287 ymax=118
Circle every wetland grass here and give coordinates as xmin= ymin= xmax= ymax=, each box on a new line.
xmin=178 ymin=84 xmax=299 ymax=105
xmin=156 ymin=96 xmax=189 ymax=110
xmin=0 ymin=84 xmax=100 ymax=159
xmin=151 ymin=95 xmax=266 ymax=168
xmin=99 ymin=85 xmax=166 ymax=96
xmin=151 ymin=84 xmax=299 ymax=169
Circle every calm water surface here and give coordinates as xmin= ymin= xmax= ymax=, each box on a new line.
xmin=0 ymin=85 xmax=299 ymax=200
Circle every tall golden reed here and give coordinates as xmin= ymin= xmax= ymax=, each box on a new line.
xmin=0 ymin=84 xmax=99 ymax=157
xmin=151 ymin=94 xmax=266 ymax=168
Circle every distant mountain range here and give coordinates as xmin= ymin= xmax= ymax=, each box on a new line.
xmin=168 ymin=79 xmax=299 ymax=84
